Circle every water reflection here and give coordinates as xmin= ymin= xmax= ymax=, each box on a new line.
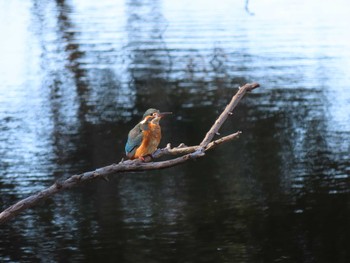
xmin=0 ymin=0 xmax=350 ymax=262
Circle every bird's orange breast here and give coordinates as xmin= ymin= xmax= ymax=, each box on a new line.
xmin=134 ymin=123 xmax=161 ymax=159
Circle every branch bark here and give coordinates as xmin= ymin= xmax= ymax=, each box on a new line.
xmin=0 ymin=82 xmax=259 ymax=225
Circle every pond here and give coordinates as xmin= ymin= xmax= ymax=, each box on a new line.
xmin=0 ymin=0 xmax=349 ymax=262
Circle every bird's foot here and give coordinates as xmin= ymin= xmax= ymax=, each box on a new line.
xmin=139 ymin=155 xmax=152 ymax=162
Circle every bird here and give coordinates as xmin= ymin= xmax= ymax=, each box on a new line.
xmin=125 ymin=108 xmax=172 ymax=160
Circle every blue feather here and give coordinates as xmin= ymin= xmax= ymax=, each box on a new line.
xmin=125 ymin=124 xmax=143 ymax=158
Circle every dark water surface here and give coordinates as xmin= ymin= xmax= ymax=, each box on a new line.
xmin=1 ymin=0 xmax=350 ymax=262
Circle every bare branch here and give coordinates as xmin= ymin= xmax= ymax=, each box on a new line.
xmin=199 ymin=82 xmax=259 ymax=148
xmin=0 ymin=82 xmax=260 ymax=225
xmin=153 ymin=130 xmax=242 ymax=158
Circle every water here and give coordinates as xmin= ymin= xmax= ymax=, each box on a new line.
xmin=0 ymin=0 xmax=349 ymax=262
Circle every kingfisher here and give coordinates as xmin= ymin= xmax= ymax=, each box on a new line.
xmin=125 ymin=108 xmax=172 ymax=160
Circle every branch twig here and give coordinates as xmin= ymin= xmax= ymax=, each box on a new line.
xmin=0 ymin=82 xmax=259 ymax=224
xmin=200 ymin=82 xmax=259 ymax=148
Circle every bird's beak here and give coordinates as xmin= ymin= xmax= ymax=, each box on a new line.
xmin=157 ymin=112 xmax=172 ymax=118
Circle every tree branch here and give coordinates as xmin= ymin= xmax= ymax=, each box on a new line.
xmin=0 ymin=82 xmax=259 ymax=225
xmin=199 ymin=82 xmax=259 ymax=148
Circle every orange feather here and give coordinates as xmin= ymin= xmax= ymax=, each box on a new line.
xmin=134 ymin=122 xmax=161 ymax=159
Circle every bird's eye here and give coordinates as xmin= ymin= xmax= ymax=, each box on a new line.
xmin=152 ymin=113 xmax=157 ymax=116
